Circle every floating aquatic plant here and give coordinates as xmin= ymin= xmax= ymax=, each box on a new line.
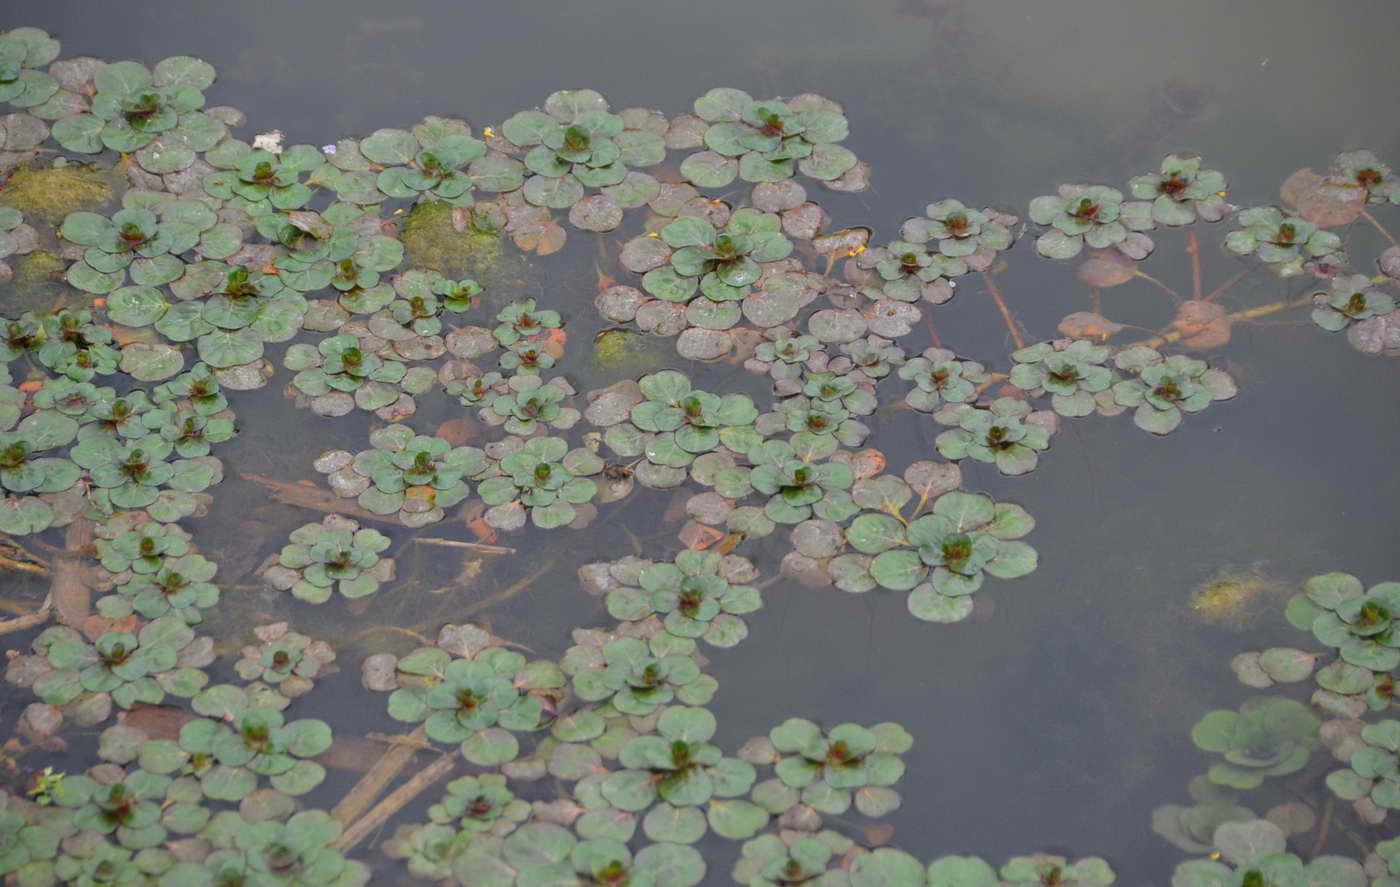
xmin=1190 ymin=696 xmax=1319 ymax=789
xmin=1111 ymin=345 xmax=1237 ymax=435
xmin=1311 ymin=273 xmax=1396 ymax=332
xmin=1028 ymin=184 xmax=1155 ymax=260
xmin=934 ymin=396 xmax=1055 ymax=476
xmin=1226 ymin=205 xmax=1346 ymax=277
xmin=264 ymin=513 xmax=395 ymax=603
xmin=1127 ymin=154 xmax=1230 ymax=225
xmin=1009 ymin=339 xmax=1116 ymax=418
xmin=477 ymin=435 xmax=601 ymax=530
xmin=316 ymin=423 xmax=487 ymax=527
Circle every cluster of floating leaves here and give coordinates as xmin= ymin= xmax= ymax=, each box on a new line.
xmin=2 ymin=23 xmax=1400 ymax=886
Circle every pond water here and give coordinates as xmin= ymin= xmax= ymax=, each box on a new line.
xmin=3 ymin=1 xmax=1400 ymax=884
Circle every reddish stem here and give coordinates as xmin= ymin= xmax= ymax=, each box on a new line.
xmin=981 ymin=273 xmax=1025 ymax=349
xmin=1186 ymin=230 xmax=1203 ymax=301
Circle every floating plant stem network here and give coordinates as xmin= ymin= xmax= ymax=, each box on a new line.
xmin=0 ymin=22 xmax=1399 ymax=886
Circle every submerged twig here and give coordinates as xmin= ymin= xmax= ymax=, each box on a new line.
xmin=333 ymin=751 xmax=457 ymax=853
xmin=53 ymin=519 xmax=94 ymax=628
xmin=0 ymin=594 xmax=51 ymax=636
xmin=348 ymin=625 xmax=434 ymax=646
xmin=1361 ymin=209 xmax=1396 ymax=244
xmin=1309 ymin=794 xmax=1334 ymax=859
xmin=459 ymin=558 xmax=559 ymax=619
xmin=412 ymin=537 xmax=515 ymax=555
xmin=331 ymin=726 xmax=430 ymax=827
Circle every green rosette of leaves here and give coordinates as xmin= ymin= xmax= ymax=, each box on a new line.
xmin=284 ymin=332 xmax=418 ymax=417
xmin=687 ymin=89 xmax=860 ymax=188
xmin=1111 ymin=345 xmax=1237 ymax=435
xmin=94 ymin=516 xmax=191 ymax=574
xmin=602 ymin=706 xmax=755 ymax=810
xmin=30 ymin=309 xmax=119 ymax=380
xmin=733 ymin=831 xmax=853 ymax=887
xmin=768 ymin=717 xmax=911 ymax=817
xmin=934 ymin=397 xmax=1053 ymax=476
xmin=897 ymin=348 xmax=989 ymax=414
xmin=0 ymin=788 xmax=62 ymax=877
xmin=30 ymin=617 xmax=205 ymax=710
xmin=1225 ymin=205 xmax=1346 ymax=277
xmin=427 ymin=773 xmax=530 ymax=835
xmin=100 ymin=552 xmax=219 ymax=624
xmin=842 ymin=490 xmax=1037 ymax=622
xmin=444 ymin=370 xmax=507 ymax=407
xmin=508 ymin=99 xmax=649 ymax=210
xmin=266 ymin=514 xmax=394 ymax=603
xmin=386 ymin=648 xmax=543 ymax=746
xmin=761 ymin=394 xmax=867 ymax=449
xmin=564 ymin=636 xmax=718 ymax=716
xmin=1000 ymin=853 xmax=1116 ymax=887
xmin=192 ymin=809 xmax=369 ymax=886
xmin=1325 ymin=720 xmax=1400 ymax=819
xmin=339 ymin=423 xmax=488 ymax=527
xmin=72 ymin=432 xmax=216 ymax=511
xmin=449 ymin=823 xmax=706 ymax=887
xmin=201 ymin=142 xmax=325 ymax=211
xmin=52 ymin=56 xmax=221 ymax=159
xmin=1128 ymin=154 xmax=1230 ymax=225
xmin=140 ymin=404 xmax=235 ymax=458
xmin=605 ymin=550 xmax=762 ymax=648
xmin=233 ymin=624 xmax=335 ymax=698
xmin=0 ymin=27 xmax=60 ymax=109
xmin=1288 ymin=571 xmax=1400 ymax=672
xmin=61 ymin=197 xmax=218 ymax=296
xmin=1009 ymin=339 xmax=1117 ymax=418
xmin=1028 ymin=183 xmax=1155 ymax=260
xmin=662 ymin=210 xmax=792 ymax=307
xmin=0 ymin=410 xmax=81 ymax=496
xmin=1171 ymin=819 xmax=1363 ymax=887
xmin=853 ymin=238 xmax=960 ymax=304
xmin=1190 ymin=696 xmax=1319 ymax=789
xmin=477 ymin=435 xmax=600 ymax=531
xmin=1335 ymin=149 xmax=1400 ymax=205
xmin=1311 ymin=273 xmax=1395 ymax=332
xmin=493 ymin=297 xmax=562 ymax=347
xmin=355 ymin=116 xmax=491 ymax=207
xmin=748 ymin=439 xmax=856 ymax=525
xmin=901 ymin=194 xmax=1013 ymax=260
xmin=152 ymin=361 xmax=228 ymax=416
xmin=67 ymin=769 xmax=173 ymax=851
xmin=629 ymin=370 xmax=762 ymax=473
xmin=483 ymin=374 xmax=580 ymax=436
xmin=170 ymin=685 xmax=332 ymax=799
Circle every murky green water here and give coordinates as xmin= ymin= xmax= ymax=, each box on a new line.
xmin=4 ymin=0 xmax=1400 ymax=883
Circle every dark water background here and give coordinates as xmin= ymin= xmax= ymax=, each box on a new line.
xmin=6 ymin=0 xmax=1400 ymax=882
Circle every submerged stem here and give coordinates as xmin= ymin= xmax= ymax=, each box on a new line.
xmin=1125 ymin=294 xmax=1313 ymax=349
xmin=1187 ymin=229 xmax=1203 ymax=301
xmin=981 ymin=272 xmax=1025 ymax=349
xmin=1361 ymin=209 xmax=1397 ymax=244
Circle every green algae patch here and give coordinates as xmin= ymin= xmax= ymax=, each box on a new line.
xmin=0 ymin=162 xmax=118 ymax=225
xmin=13 ymin=249 xmax=64 ymax=293
xmin=400 ymin=201 xmax=509 ymax=285
xmin=589 ymin=328 xmax=666 ymax=375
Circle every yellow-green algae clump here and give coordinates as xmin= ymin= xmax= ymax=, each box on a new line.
xmin=400 ymin=201 xmax=509 ymax=286
xmin=1 ymin=162 xmax=117 ymax=225
xmin=1188 ymin=563 xmax=1290 ymax=631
